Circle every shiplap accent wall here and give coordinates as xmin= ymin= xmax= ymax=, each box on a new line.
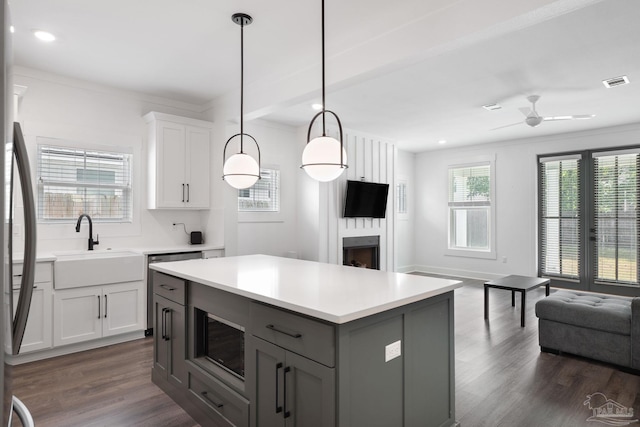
xmin=320 ymin=129 xmax=397 ymax=271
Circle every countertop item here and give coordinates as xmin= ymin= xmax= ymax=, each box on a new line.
xmin=149 ymin=254 xmax=461 ymax=324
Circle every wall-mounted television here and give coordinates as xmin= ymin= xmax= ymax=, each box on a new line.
xmin=343 ymin=180 xmax=390 ymax=218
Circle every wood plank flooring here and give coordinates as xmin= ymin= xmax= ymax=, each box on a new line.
xmin=10 ymin=278 xmax=640 ymax=426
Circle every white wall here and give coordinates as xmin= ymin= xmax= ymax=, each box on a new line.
xmin=215 ymin=119 xmax=300 ymax=258
xmin=13 ymin=67 xmax=221 ymax=254
xmin=396 ymin=150 xmax=415 ymax=272
xmin=413 ymin=122 xmax=640 ymax=280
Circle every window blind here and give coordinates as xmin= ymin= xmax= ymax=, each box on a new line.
xmin=238 ymin=168 xmax=280 ymax=212
xmin=539 ymin=157 xmax=580 ymax=279
xmin=448 ymin=163 xmax=491 ymax=250
xmin=37 ymin=145 xmax=133 ymax=222
xmin=593 ymin=152 xmax=639 ymax=285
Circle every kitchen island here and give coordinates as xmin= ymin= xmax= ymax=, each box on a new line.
xmin=150 ymin=254 xmax=461 ymax=427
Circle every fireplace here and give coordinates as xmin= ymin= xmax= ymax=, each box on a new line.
xmin=343 ymin=236 xmax=380 ymax=270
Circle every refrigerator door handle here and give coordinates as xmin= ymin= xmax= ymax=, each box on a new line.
xmin=11 ymin=122 xmax=37 ymax=355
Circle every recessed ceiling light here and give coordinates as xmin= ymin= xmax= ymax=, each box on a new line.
xmin=311 ymin=103 xmax=323 ymax=111
xmin=602 ymin=75 xmax=629 ymax=88
xmin=438 ymin=140 xmax=447 ymax=145
xmin=33 ymin=30 xmax=56 ymax=42
xmin=482 ymin=103 xmax=502 ymax=111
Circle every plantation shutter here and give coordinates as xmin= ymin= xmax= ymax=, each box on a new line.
xmin=592 ymin=149 xmax=640 ymax=285
xmin=37 ymin=145 xmax=133 ymax=221
xmin=539 ymin=155 xmax=581 ymax=279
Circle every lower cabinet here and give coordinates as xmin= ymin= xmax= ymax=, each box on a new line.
xmin=248 ymin=336 xmax=335 ymax=427
xmin=12 ymin=262 xmax=53 ymax=353
xmin=154 ymin=294 xmax=186 ymax=388
xmin=53 ymin=281 xmax=145 ymax=346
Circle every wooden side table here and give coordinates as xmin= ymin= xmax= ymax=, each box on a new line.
xmin=484 ymin=275 xmax=550 ymax=327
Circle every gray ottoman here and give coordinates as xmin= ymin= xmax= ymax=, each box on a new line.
xmin=535 ymin=290 xmax=640 ymax=370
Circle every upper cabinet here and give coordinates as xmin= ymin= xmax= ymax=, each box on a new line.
xmin=145 ymin=112 xmax=212 ymax=209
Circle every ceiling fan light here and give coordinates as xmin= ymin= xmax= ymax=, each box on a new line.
xmin=525 ymin=116 xmax=543 ymax=127
xmin=223 ymin=153 xmax=260 ymax=189
xmin=301 ymin=136 xmax=347 ymax=182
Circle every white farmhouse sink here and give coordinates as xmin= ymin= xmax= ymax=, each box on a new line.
xmin=54 ymin=250 xmax=144 ymax=289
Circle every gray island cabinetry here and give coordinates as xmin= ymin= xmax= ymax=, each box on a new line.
xmin=150 ymin=255 xmax=461 ymax=427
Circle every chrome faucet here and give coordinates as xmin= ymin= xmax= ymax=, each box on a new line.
xmin=75 ymin=214 xmax=99 ymax=250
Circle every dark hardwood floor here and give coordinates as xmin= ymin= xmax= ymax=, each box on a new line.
xmin=11 ymin=277 xmax=640 ymax=426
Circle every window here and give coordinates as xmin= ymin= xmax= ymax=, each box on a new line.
xmin=539 ymin=155 xmax=581 ymax=279
xmin=448 ymin=162 xmax=494 ymax=257
xmin=538 ymin=148 xmax=640 ymax=292
xmin=238 ymin=168 xmax=280 ymax=212
xmin=37 ymin=144 xmax=133 ymax=222
xmin=397 ymin=181 xmax=407 ymax=214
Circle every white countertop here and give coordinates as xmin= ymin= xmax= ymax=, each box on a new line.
xmin=150 ymin=254 xmax=462 ymax=324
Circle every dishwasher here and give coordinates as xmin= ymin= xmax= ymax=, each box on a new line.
xmin=146 ymin=251 xmax=203 ymax=336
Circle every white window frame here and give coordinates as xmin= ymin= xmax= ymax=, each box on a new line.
xmin=446 ymin=155 xmax=496 ymax=259
xmin=36 ymin=140 xmax=133 ymax=224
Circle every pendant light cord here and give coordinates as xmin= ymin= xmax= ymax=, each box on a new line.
xmin=321 ymin=0 xmax=326 ymax=137
xmin=240 ymin=19 xmax=245 ymax=153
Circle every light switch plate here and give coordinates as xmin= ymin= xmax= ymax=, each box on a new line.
xmin=385 ymin=340 xmax=402 ymax=362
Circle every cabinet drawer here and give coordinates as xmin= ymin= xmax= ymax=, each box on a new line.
xmin=13 ymin=262 xmax=53 ymax=287
xmin=188 ymin=369 xmax=249 ymax=427
xmin=153 ymin=272 xmax=186 ymax=305
xmin=250 ymin=302 xmax=335 ymax=367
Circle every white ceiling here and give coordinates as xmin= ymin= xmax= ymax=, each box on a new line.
xmin=10 ymin=0 xmax=640 ymax=152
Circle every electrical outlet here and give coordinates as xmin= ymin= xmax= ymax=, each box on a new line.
xmin=502 ymin=256 xmax=507 ymax=263
xmin=385 ymin=340 xmax=402 ymax=362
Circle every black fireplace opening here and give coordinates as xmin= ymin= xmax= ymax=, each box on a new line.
xmin=343 ymin=236 xmax=380 ymax=270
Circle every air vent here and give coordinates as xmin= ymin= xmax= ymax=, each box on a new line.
xmin=483 ymin=103 xmax=502 ymax=111
xmin=602 ymin=75 xmax=630 ymax=88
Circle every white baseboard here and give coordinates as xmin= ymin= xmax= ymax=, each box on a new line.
xmin=8 ymin=331 xmax=146 ymax=365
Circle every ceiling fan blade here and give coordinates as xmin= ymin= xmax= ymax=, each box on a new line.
xmin=490 ymin=121 xmax=523 ymax=131
xmin=543 ymin=114 xmax=595 ymax=122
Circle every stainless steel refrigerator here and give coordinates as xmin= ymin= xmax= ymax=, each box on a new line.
xmin=2 ymin=0 xmax=37 ymax=425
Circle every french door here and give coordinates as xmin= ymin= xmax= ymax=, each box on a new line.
xmin=539 ymin=147 xmax=640 ymax=296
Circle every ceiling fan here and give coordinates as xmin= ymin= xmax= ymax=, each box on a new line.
xmin=491 ymin=95 xmax=595 ymax=130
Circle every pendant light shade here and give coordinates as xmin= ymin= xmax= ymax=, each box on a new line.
xmin=223 ymin=13 xmax=261 ymax=190
xmin=301 ymin=0 xmax=347 ymax=181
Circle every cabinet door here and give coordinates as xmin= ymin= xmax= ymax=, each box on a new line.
xmin=102 ymin=281 xmax=145 ymax=337
xmin=153 ymin=294 xmax=187 ymax=387
xmin=53 ymin=287 xmax=102 ymax=346
xmin=12 ymin=282 xmax=53 ymax=353
xmin=284 ymin=351 xmax=335 ymax=427
xmin=156 ymin=120 xmax=187 ymax=208
xmin=153 ymin=296 xmax=170 ymax=379
xmin=185 ymin=125 xmax=210 ymax=209
xmin=249 ymin=337 xmax=286 ymax=427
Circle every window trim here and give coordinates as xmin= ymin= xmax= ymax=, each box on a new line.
xmin=445 ymin=155 xmax=497 ymax=260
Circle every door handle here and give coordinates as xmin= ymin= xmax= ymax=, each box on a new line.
xmin=275 ymin=362 xmax=283 ymax=414
xmin=182 ymin=183 xmax=185 ymax=202
xmin=98 ymin=295 xmax=101 ymax=319
xmin=161 ymin=308 xmax=167 ymax=340
xmin=104 ymin=295 xmax=108 ymax=318
xmin=164 ymin=309 xmax=171 ymax=341
xmin=186 ymin=183 xmax=190 ymax=202
xmin=283 ymin=366 xmax=291 ymax=418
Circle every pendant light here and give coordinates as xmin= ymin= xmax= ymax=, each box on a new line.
xmin=223 ymin=13 xmax=261 ymax=189
xmin=301 ymin=0 xmax=347 ymax=182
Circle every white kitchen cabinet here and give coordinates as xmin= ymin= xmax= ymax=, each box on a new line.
xmin=53 ymin=281 xmax=145 ymax=346
xmin=145 ymin=111 xmax=212 ymax=209
xmin=12 ymin=262 xmax=53 ymax=354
